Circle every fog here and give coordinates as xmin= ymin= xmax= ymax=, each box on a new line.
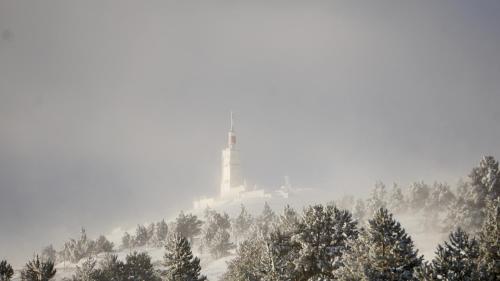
xmin=1 ymin=0 xmax=499 ymax=266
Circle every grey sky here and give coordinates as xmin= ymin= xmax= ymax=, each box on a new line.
xmin=1 ymin=0 xmax=499 ymax=266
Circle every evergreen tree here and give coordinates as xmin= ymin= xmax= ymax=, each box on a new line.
xmin=367 ymin=181 xmax=387 ymax=216
xmin=134 ymin=225 xmax=149 ymax=247
xmin=258 ymin=229 xmax=298 ymax=281
xmin=364 ymin=208 xmax=422 ymax=281
xmin=233 ymin=204 xmax=253 ymax=243
xmin=121 ymin=232 xmax=132 ymax=251
xmin=95 ymin=235 xmax=114 ymax=253
xmin=174 ymin=212 xmax=203 ymax=244
xmin=477 ymin=198 xmax=500 ymax=281
xmin=97 ymin=254 xmax=125 ymax=281
xmin=257 ymin=202 xmax=277 ymax=236
xmin=277 ymin=204 xmax=299 ymax=235
xmin=201 ymin=210 xmax=234 ymax=258
xmin=221 ymin=237 xmax=263 ymax=281
xmin=353 ymin=199 xmax=367 ymax=223
xmin=335 ymin=229 xmax=370 ymax=281
xmin=428 ymin=228 xmax=480 ymax=281
xmin=388 ymin=183 xmax=407 ymax=213
xmin=71 ymin=257 xmax=99 ymax=281
xmin=163 ymin=234 xmax=206 ymax=281
xmin=407 ymin=181 xmax=430 ymax=211
xmin=41 ymin=245 xmax=57 ymax=263
xmin=467 ymin=156 xmax=500 ymax=230
xmin=21 ymin=255 xmax=57 ymax=281
xmin=0 ymin=260 xmax=14 ymax=281
xmin=155 ymin=219 xmax=169 ymax=245
xmin=123 ymin=252 xmax=160 ymax=281
xmin=292 ymin=204 xmax=358 ymax=280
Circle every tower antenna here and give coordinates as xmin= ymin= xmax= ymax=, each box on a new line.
xmin=230 ymin=111 xmax=234 ymax=131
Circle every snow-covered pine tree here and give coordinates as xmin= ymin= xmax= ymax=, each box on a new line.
xmin=0 ymin=260 xmax=14 ymax=281
xmin=97 ymin=254 xmax=125 ymax=281
xmin=367 ymin=181 xmax=388 ymax=216
xmin=335 ymin=229 xmax=370 ymax=281
xmin=258 ymin=229 xmax=297 ymax=281
xmin=123 ymin=252 xmax=161 ymax=281
xmin=201 ymin=209 xmax=234 ymax=258
xmin=388 ymin=183 xmax=407 ymax=214
xmin=424 ymin=182 xmax=456 ymax=229
xmin=41 ymin=245 xmax=57 ymax=263
xmin=257 ymin=202 xmax=277 ymax=237
xmin=292 ymin=204 xmax=358 ymax=281
xmin=134 ymin=224 xmax=149 ymax=247
xmin=277 ymin=204 xmax=299 ymax=235
xmin=407 ymin=181 xmax=430 ymax=211
xmin=221 ymin=237 xmax=263 ymax=281
xmin=477 ymin=198 xmax=500 ymax=281
xmin=21 ymin=255 xmax=57 ymax=281
xmin=163 ymin=234 xmax=206 ymax=281
xmin=467 ymin=156 xmax=500 ymax=230
xmin=353 ymin=199 xmax=367 ymax=223
xmin=233 ymin=204 xmax=253 ymax=243
xmin=146 ymin=223 xmax=156 ymax=244
xmin=210 ymin=228 xmax=235 ymax=258
xmin=174 ymin=212 xmax=203 ymax=244
xmin=94 ymin=235 xmax=113 ymax=253
xmin=121 ymin=232 xmax=132 ymax=251
xmin=71 ymin=257 xmax=99 ymax=281
xmin=364 ymin=208 xmax=422 ymax=281
xmin=155 ymin=219 xmax=169 ymax=245
xmin=428 ymin=228 xmax=480 ymax=281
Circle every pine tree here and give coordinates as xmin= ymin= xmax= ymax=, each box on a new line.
xmin=388 ymin=183 xmax=407 ymax=213
xmin=258 ymin=229 xmax=298 ymax=281
xmin=163 ymin=234 xmax=206 ymax=281
xmin=292 ymin=204 xmax=358 ymax=280
xmin=21 ymin=255 xmax=57 ymax=281
xmin=467 ymin=156 xmax=500 ymax=230
xmin=257 ymin=202 xmax=277 ymax=237
xmin=364 ymin=208 xmax=422 ymax=281
xmin=335 ymin=229 xmax=370 ymax=281
xmin=428 ymin=228 xmax=480 ymax=281
xmin=201 ymin=210 xmax=234 ymax=258
xmin=175 ymin=212 xmax=203 ymax=244
xmin=95 ymin=235 xmax=114 ymax=253
xmin=71 ymin=257 xmax=99 ymax=281
xmin=121 ymin=232 xmax=132 ymax=251
xmin=233 ymin=204 xmax=253 ymax=243
xmin=221 ymin=237 xmax=263 ymax=281
xmin=0 ymin=260 xmax=14 ymax=281
xmin=477 ymin=198 xmax=500 ymax=281
xmin=97 ymin=254 xmax=125 ymax=281
xmin=41 ymin=245 xmax=57 ymax=263
xmin=367 ymin=181 xmax=387 ymax=216
xmin=407 ymin=181 xmax=430 ymax=211
xmin=123 ymin=252 xmax=160 ymax=281
xmin=134 ymin=225 xmax=149 ymax=247
xmin=155 ymin=219 xmax=169 ymax=245
xmin=277 ymin=204 xmax=299 ymax=235
xmin=353 ymin=199 xmax=367 ymax=223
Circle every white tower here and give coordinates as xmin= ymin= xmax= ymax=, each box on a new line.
xmin=220 ymin=112 xmax=244 ymax=197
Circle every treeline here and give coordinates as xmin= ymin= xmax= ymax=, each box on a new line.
xmin=0 ymin=233 xmax=207 ymax=281
xmin=1 ymin=156 xmax=497 ymax=281
xmin=335 ymin=156 xmax=500 ymax=234
xmin=39 ymin=228 xmax=114 ymax=264
xmin=221 ymin=156 xmax=499 ymax=280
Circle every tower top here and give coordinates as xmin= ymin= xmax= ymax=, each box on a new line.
xmin=230 ymin=111 xmax=234 ymax=132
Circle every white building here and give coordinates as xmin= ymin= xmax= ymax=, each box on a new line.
xmin=220 ymin=112 xmax=245 ymax=197
xmin=193 ymin=113 xmax=273 ymax=210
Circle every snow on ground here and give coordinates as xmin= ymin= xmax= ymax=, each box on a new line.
xmin=48 ymin=245 xmax=233 ymax=281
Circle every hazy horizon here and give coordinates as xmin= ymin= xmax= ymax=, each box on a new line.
xmin=1 ymin=0 xmax=500 ymax=266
